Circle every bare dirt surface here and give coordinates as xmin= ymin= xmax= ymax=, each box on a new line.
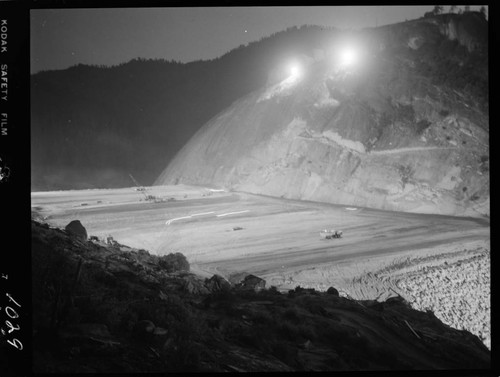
xmin=382 ymin=245 xmax=491 ymax=349
xmin=31 ymin=184 xmax=490 ymax=348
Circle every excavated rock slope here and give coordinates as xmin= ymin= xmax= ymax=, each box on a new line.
xmin=156 ymin=13 xmax=488 ymax=217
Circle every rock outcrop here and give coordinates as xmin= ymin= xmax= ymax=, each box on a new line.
xmin=235 ymin=274 xmax=266 ymax=291
xmin=327 ymin=287 xmax=340 ymax=296
xmin=155 ymin=14 xmax=488 ymax=217
xmin=205 ymin=274 xmax=232 ymax=292
xmin=65 ymin=220 xmax=88 ymax=241
xmin=182 ymin=275 xmax=210 ymax=295
xmin=32 ymin=220 xmax=490 ymax=372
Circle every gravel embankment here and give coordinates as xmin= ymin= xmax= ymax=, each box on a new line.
xmin=395 ymin=249 xmax=490 ymax=349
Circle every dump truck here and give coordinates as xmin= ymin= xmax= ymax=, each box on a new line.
xmin=320 ymin=229 xmax=343 ymax=239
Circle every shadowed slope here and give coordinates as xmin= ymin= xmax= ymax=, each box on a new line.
xmin=32 ymin=220 xmax=490 ymax=372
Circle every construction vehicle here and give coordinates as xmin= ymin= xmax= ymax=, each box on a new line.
xmin=129 ymin=174 xmax=146 ymax=191
xmin=320 ymin=229 xmax=343 ymax=239
xmin=129 ymin=174 xmax=165 ymax=203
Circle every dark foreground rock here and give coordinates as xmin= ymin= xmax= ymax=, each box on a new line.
xmin=32 ymin=220 xmax=491 ymax=373
xmin=205 ymin=274 xmax=232 ymax=292
xmin=65 ymin=220 xmax=88 ymax=241
xmin=327 ymin=287 xmax=340 ymax=296
xmin=235 ymin=274 xmax=266 ymax=291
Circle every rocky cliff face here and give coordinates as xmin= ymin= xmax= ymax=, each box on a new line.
xmin=30 ymin=24 xmax=358 ymax=191
xmin=155 ymin=13 xmax=488 ymax=217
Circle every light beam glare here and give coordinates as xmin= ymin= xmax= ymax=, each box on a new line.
xmin=339 ymin=47 xmax=359 ymax=67
xmin=289 ymin=62 xmax=302 ymax=79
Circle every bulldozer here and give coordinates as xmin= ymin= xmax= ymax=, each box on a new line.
xmin=320 ymin=229 xmax=343 ymax=239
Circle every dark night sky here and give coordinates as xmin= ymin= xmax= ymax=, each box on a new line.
xmin=30 ymin=5 xmax=487 ymax=74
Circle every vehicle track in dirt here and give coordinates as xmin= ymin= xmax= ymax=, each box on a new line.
xmin=32 ymin=186 xmax=489 ymax=283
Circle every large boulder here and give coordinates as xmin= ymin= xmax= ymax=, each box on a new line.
xmin=236 ymin=274 xmax=266 ymax=292
xmin=227 ymin=271 xmax=252 ymax=285
xmin=182 ymin=275 xmax=210 ymax=295
xmin=205 ymin=274 xmax=232 ymax=293
xmin=65 ymin=220 xmax=88 ymax=241
xmin=326 ymin=287 xmax=339 ymax=296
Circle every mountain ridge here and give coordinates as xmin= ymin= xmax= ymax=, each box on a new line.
xmin=155 ymin=12 xmax=488 ymax=217
xmin=31 ymin=24 xmax=346 ymax=190
xmin=31 ymin=12 xmax=488 ymax=214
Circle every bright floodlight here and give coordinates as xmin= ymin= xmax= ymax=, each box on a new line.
xmin=289 ymin=63 xmax=302 ymax=78
xmin=339 ymin=47 xmax=359 ymax=67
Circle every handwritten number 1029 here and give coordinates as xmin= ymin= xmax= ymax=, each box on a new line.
xmin=1 ymin=293 xmax=23 ymax=350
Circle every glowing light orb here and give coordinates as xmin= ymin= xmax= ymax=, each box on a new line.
xmin=289 ymin=63 xmax=302 ymax=78
xmin=339 ymin=47 xmax=359 ymax=67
